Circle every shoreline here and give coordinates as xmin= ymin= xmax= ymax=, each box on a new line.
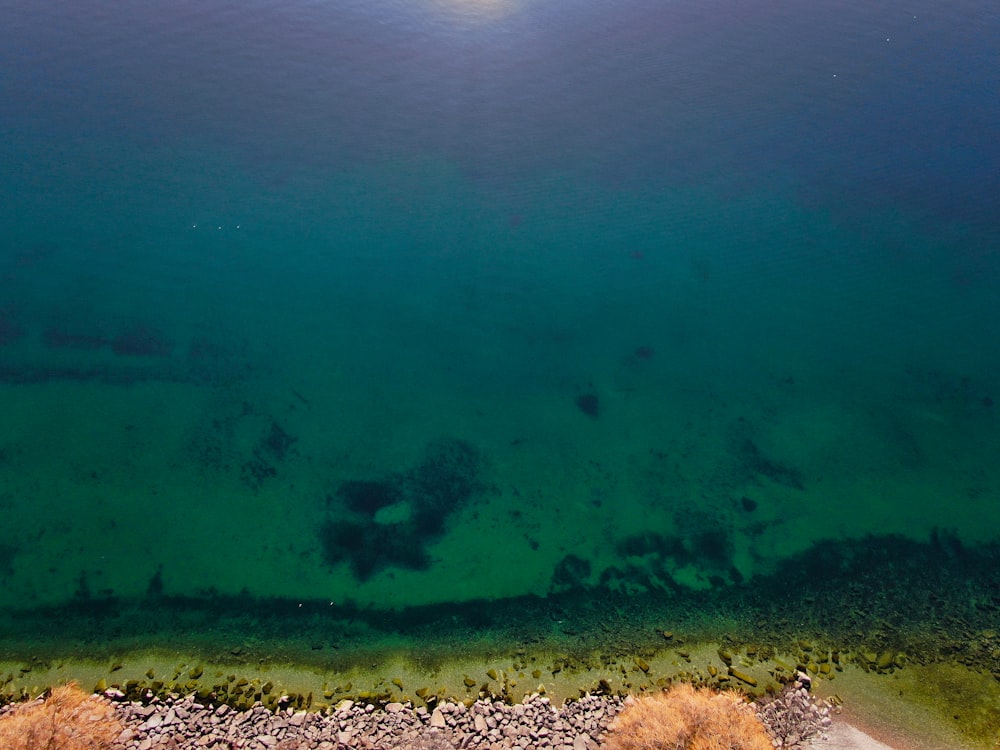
xmin=812 ymin=664 xmax=998 ymax=750
xmin=2 ymin=646 xmax=996 ymax=749
xmin=0 ymin=681 xmax=954 ymax=750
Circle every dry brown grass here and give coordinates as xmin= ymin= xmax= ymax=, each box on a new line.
xmin=0 ymin=682 xmax=123 ymax=750
xmin=604 ymin=683 xmax=774 ymax=750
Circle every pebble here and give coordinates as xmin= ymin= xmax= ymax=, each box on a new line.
xmin=140 ymin=713 xmax=163 ymax=730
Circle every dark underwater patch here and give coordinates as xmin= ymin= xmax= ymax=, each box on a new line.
xmin=550 ymin=554 xmax=592 ymax=594
xmin=0 ymin=542 xmax=18 ymax=579
xmin=337 ymin=480 xmax=398 ymax=516
xmin=736 ymin=436 xmax=805 ymax=490
xmin=0 ymin=322 xmax=253 ymax=387
xmin=616 ymin=531 xmax=688 ymax=561
xmin=240 ymin=455 xmax=276 ymax=489
xmin=110 ymin=325 xmax=174 ymax=357
xmin=260 ymin=420 xmax=296 ymax=462
xmin=319 ymin=519 xmax=430 ymax=579
xmin=407 ymin=437 xmax=484 ymax=534
xmin=0 ymin=314 xmax=25 ymax=347
xmin=613 ymin=524 xmax=736 ymax=587
xmin=319 ymin=438 xmax=485 ymax=580
xmin=240 ymin=418 xmax=298 ymax=491
xmin=575 ymin=393 xmax=600 ymax=419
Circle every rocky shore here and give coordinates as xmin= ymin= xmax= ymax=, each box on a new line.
xmin=104 ymin=692 xmax=624 ymax=750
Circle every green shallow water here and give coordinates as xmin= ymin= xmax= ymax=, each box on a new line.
xmin=2 ymin=160 xmax=998 ymax=687
xmin=1 ymin=160 xmax=998 ymax=612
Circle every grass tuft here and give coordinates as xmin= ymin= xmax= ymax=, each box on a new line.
xmin=604 ymin=683 xmax=773 ymax=750
xmin=0 ymin=682 xmax=122 ymax=750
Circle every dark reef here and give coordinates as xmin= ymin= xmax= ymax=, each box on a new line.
xmin=736 ymin=437 xmax=805 ymax=491
xmin=634 ymin=345 xmax=654 ymax=360
xmin=111 ymin=326 xmax=174 ymax=357
xmin=240 ymin=419 xmax=297 ymax=491
xmin=43 ymin=327 xmax=109 ymax=350
xmin=0 ymin=542 xmax=17 ymax=579
xmin=336 ymin=480 xmax=398 ymax=516
xmin=576 ymin=393 xmax=600 ymax=419
xmin=550 ymin=554 xmax=592 ymax=593
xmin=0 ymin=315 xmax=25 ymax=347
xmin=319 ymin=438 xmax=485 ymax=580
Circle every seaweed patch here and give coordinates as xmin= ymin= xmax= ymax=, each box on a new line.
xmin=319 ymin=438 xmax=485 ymax=580
xmin=0 ymin=542 xmax=18 ymax=579
xmin=575 ymin=393 xmax=600 ymax=419
xmin=111 ymin=325 xmax=174 ymax=357
xmin=550 ymin=554 xmax=592 ymax=594
xmin=736 ymin=437 xmax=805 ymax=491
xmin=240 ymin=418 xmax=297 ymax=491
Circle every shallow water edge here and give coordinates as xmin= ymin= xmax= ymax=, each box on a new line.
xmin=1 ymin=533 xmax=998 ymax=746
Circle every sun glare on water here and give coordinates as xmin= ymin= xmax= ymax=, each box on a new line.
xmin=427 ymin=0 xmax=524 ymax=24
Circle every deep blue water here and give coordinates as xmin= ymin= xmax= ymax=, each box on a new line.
xmin=0 ymin=0 xmax=998 ymax=634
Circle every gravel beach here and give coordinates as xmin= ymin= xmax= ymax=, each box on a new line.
xmin=37 ymin=690 xmax=909 ymax=750
xmin=0 ymin=682 xmax=946 ymax=750
xmin=102 ymin=692 xmax=622 ymax=750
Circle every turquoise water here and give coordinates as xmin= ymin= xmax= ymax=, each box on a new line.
xmin=1 ymin=0 xmax=998 ymax=659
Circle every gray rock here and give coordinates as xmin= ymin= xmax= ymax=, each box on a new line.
xmin=140 ymin=713 xmax=164 ymax=730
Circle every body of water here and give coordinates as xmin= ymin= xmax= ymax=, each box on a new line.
xmin=1 ymin=1 xmax=998 ymax=738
